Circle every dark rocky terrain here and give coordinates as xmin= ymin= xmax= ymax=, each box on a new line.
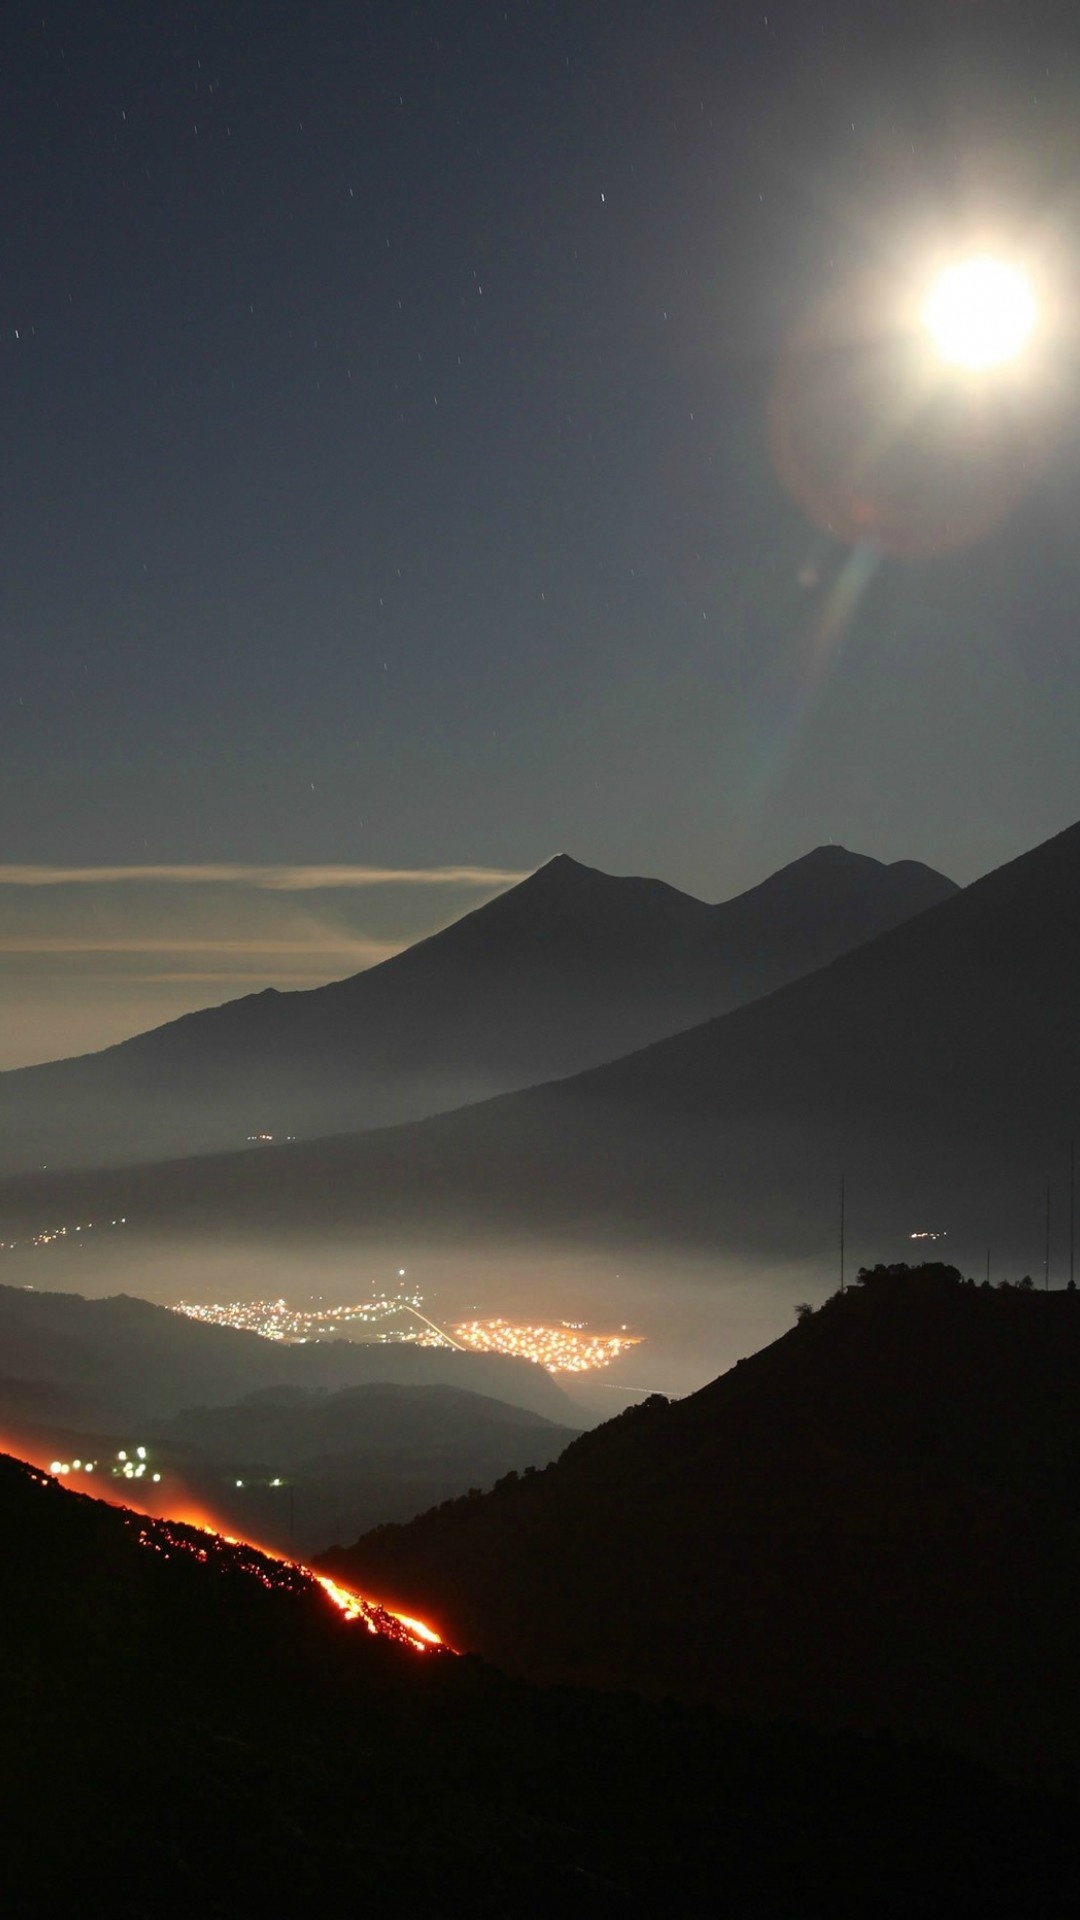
xmin=327 ymin=1265 xmax=1080 ymax=1795
xmin=2 ymin=1444 xmax=1075 ymax=1917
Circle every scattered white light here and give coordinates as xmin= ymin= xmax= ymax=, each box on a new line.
xmin=923 ymin=258 xmax=1037 ymax=369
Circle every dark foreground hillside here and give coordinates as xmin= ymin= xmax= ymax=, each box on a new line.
xmin=328 ymin=1266 xmax=1080 ymax=1794
xmin=1 ymin=1452 xmax=1076 ymax=1918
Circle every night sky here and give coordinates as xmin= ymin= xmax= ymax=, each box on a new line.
xmin=4 ymin=0 xmax=1080 ymax=1066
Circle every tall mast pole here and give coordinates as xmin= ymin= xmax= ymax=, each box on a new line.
xmin=1070 ymin=1139 xmax=1075 ymax=1290
xmin=840 ymin=1173 xmax=846 ymax=1293
xmin=1060 ymin=1136 xmax=1068 ymax=1290
xmin=1044 ymin=1182 xmax=1051 ymax=1291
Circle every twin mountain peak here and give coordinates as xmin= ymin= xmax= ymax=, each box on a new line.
xmin=0 ymin=843 xmax=956 ymax=1177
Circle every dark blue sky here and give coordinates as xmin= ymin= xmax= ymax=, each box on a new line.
xmin=4 ymin=0 xmax=1080 ymax=909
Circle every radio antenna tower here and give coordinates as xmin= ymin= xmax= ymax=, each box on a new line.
xmin=1060 ymin=1136 xmax=1068 ymax=1290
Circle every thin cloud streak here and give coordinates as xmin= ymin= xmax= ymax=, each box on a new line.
xmin=0 ymin=864 xmax=529 ymax=890
xmin=146 ymin=969 xmax=384 ymax=984
xmin=0 ymin=937 xmax=401 ymax=958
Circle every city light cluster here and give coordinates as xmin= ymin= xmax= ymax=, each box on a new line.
xmin=171 ymin=1295 xmax=642 ymax=1374
xmin=48 ymin=1446 xmax=161 ymax=1485
xmin=451 ymin=1317 xmax=642 ymax=1374
xmin=0 ymin=1216 xmax=128 ymax=1255
xmin=173 ymin=1292 xmax=424 ymax=1342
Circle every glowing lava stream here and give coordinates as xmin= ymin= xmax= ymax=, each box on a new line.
xmin=5 ymin=1434 xmax=445 ymax=1654
xmin=313 ymin=1571 xmax=442 ymax=1647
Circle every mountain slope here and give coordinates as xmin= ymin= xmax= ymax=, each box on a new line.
xmin=0 ymin=846 xmax=954 ymax=1173
xmin=150 ymin=1381 xmax=578 ymax=1554
xmin=326 ymin=1266 xmax=1080 ymax=1792
xmin=7 ymin=1379 xmax=581 ymax=1559
xmin=4 ymin=1447 xmax=1073 ymax=1917
xmin=3 ymin=818 xmax=1072 ymax=1266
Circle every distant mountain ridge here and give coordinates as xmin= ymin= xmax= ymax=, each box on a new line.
xmin=0 ymin=845 xmax=955 ymax=1173
xmin=5 ymin=1375 xmax=580 ymax=1560
xmin=5 ymin=818 xmax=1077 ymax=1268
xmin=140 ymin=1381 xmax=580 ymax=1555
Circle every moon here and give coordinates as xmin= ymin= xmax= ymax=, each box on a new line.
xmin=922 ymin=258 xmax=1038 ymax=370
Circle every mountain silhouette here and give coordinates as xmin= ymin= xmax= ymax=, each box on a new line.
xmin=0 ymin=845 xmax=953 ymax=1173
xmin=4 ymin=1441 xmax=1078 ymax=1915
xmin=5 ymin=818 xmax=1075 ymax=1268
xmin=8 ymin=1378 xmax=580 ymax=1559
xmin=325 ymin=1264 xmax=1080 ymax=1793
xmin=143 ymin=1381 xmax=580 ymax=1554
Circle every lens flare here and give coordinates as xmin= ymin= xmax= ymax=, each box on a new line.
xmin=923 ymin=259 xmax=1037 ymax=370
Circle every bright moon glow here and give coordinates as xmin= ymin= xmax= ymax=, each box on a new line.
xmin=923 ymin=259 xmax=1038 ymax=369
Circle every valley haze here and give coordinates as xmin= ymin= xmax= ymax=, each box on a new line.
xmin=0 ymin=840 xmax=959 ymax=1406
xmin=5 ymin=820 xmax=1078 ymax=1290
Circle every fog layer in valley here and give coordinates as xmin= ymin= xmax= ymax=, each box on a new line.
xmin=5 ymin=1231 xmax=827 ymax=1414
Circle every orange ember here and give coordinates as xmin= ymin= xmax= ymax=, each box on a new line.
xmin=3 ymin=1431 xmax=445 ymax=1654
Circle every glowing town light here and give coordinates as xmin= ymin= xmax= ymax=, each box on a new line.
xmin=136 ymin=1447 xmax=147 ymax=1460
xmin=451 ymin=1315 xmax=643 ymax=1374
xmin=923 ymin=258 xmax=1037 ymax=369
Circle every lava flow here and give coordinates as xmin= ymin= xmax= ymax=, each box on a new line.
xmin=4 ymin=1432 xmax=446 ymax=1655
